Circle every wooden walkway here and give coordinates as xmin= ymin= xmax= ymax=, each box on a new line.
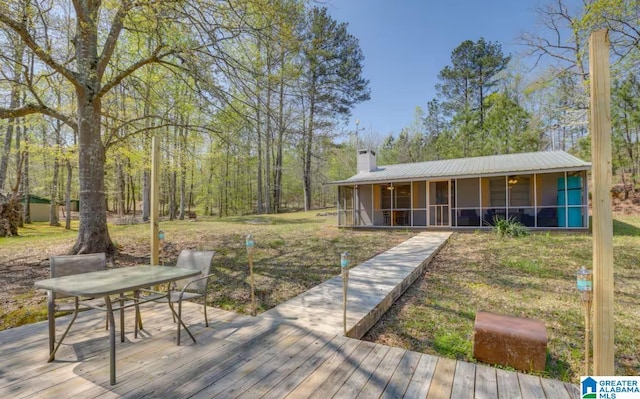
xmin=260 ymin=232 xmax=452 ymax=338
xmin=0 ymin=302 xmax=579 ymax=398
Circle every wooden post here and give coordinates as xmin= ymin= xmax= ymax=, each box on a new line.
xmin=584 ymin=300 xmax=592 ymax=375
xmin=589 ymin=29 xmax=615 ymax=375
xmin=150 ymin=137 xmax=160 ymax=267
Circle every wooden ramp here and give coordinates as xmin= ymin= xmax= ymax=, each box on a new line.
xmin=0 ymin=302 xmax=580 ymax=398
xmin=260 ymin=232 xmax=452 ymax=338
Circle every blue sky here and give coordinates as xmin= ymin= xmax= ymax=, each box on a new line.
xmin=327 ymin=0 xmax=578 ymax=140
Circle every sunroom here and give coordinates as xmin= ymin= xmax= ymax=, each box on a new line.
xmin=331 ymin=150 xmax=591 ymax=229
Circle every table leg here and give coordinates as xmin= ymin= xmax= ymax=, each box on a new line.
xmin=47 ymin=291 xmax=55 ymax=361
xmin=104 ymin=296 xmax=117 ymax=385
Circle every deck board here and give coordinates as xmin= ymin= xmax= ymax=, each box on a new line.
xmin=355 ymin=346 xmax=405 ymax=399
xmin=332 ymin=342 xmax=390 ymax=398
xmin=426 ymin=357 xmax=456 ymax=399
xmin=282 ymin=338 xmax=363 ymax=398
xmin=404 ymin=353 xmax=439 ymax=398
xmin=379 ymin=350 xmax=421 ymax=399
xmin=0 ymin=301 xmax=580 ymax=399
xmin=496 ymin=368 xmax=523 ymax=399
xmin=450 ymin=361 xmax=475 ymax=399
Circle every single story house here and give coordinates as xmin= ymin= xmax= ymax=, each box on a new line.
xmin=330 ymin=150 xmax=591 ymax=229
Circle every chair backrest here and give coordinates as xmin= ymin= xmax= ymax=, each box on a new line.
xmin=50 ymin=253 xmax=107 ymax=299
xmin=175 ymin=250 xmax=216 ymax=292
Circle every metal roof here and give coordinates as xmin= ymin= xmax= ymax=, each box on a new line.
xmin=330 ymin=151 xmax=591 ymax=185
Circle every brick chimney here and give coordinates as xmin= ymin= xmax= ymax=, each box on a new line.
xmin=357 ymin=149 xmax=377 ymax=173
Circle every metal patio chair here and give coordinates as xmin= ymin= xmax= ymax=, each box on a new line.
xmin=48 ymin=253 xmax=107 ymax=360
xmin=142 ymin=250 xmax=216 ymax=345
xmin=47 ymin=253 xmax=143 ymax=361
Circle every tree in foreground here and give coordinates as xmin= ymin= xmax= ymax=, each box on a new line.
xmin=0 ymin=1 xmax=250 ymax=254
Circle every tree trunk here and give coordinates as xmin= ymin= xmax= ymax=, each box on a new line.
xmin=179 ymin=123 xmax=186 ymax=220
xmin=117 ymin=158 xmax=125 ymax=217
xmin=21 ymin=131 xmax=30 ymax=224
xmin=0 ymin=38 xmax=24 ymax=192
xmin=142 ymin=169 xmax=150 ymax=221
xmin=50 ymin=147 xmax=60 ymax=226
xmin=256 ymin=95 xmax=264 ymax=214
xmin=65 ymin=159 xmax=72 ymax=230
xmin=70 ymin=1 xmax=115 ymax=255
xmin=303 ymin=98 xmax=315 ymax=211
xmin=274 ymin=55 xmax=285 ymax=214
xmin=72 ymin=88 xmax=114 ymax=254
xmin=264 ymin=51 xmax=273 ymax=214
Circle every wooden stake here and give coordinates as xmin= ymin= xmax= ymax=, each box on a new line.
xmin=341 ymin=252 xmax=349 ymax=336
xmin=584 ymin=299 xmax=592 ymax=375
xmin=342 ymin=267 xmax=348 ymax=336
xmin=249 ymin=248 xmax=255 ymax=316
xmin=589 ymin=29 xmax=615 ymax=375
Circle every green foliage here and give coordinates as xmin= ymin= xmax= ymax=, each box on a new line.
xmin=433 ymin=329 xmax=473 ymax=359
xmin=491 ymin=215 xmax=529 ymax=238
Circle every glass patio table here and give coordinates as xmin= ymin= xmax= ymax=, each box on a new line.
xmin=35 ymin=265 xmax=200 ymax=385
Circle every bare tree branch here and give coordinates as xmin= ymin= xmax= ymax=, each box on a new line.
xmin=97 ymin=1 xmax=132 ymax=78
xmin=0 ymin=13 xmax=77 ymax=85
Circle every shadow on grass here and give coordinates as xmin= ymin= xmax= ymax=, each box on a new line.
xmin=613 ymin=219 xmax=640 ymax=236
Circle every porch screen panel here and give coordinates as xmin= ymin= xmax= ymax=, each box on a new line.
xmin=357 ymin=185 xmax=373 ymax=226
xmin=412 ymin=181 xmax=427 ymax=226
xmin=338 ymin=186 xmax=354 ymax=226
xmin=507 ymin=175 xmax=534 ymax=227
xmin=456 ymin=178 xmax=480 ymax=227
xmin=429 ymin=181 xmax=449 ymax=226
xmin=536 ymin=173 xmax=562 ymax=227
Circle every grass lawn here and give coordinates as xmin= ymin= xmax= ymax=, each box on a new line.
xmin=364 ymin=214 xmax=640 ymax=383
xmin=1 ymin=210 xmax=637 ymax=384
xmin=0 ymin=210 xmax=415 ymax=328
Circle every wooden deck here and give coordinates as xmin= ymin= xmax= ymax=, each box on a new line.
xmin=0 ymin=302 xmax=579 ymax=398
xmin=260 ymin=232 xmax=452 ymax=338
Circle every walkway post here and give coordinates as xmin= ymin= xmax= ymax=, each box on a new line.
xmin=246 ymin=234 xmax=256 ymax=316
xmin=589 ymin=29 xmax=615 ymax=375
xmin=341 ymin=252 xmax=349 ymax=336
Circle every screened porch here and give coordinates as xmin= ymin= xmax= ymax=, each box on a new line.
xmin=337 ymin=170 xmax=588 ymax=229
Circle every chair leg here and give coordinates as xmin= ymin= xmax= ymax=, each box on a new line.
xmin=119 ymin=294 xmax=125 ymax=343
xmin=134 ymin=291 xmax=140 ymax=339
xmin=171 ymin=299 xmax=196 ymax=345
xmin=203 ymin=302 xmax=208 ymax=327
xmin=168 ymin=300 xmax=176 ymax=323
xmin=176 ymin=301 xmax=181 ymax=345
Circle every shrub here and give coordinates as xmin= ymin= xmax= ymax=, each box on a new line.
xmin=492 ymin=215 xmax=529 ymax=238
